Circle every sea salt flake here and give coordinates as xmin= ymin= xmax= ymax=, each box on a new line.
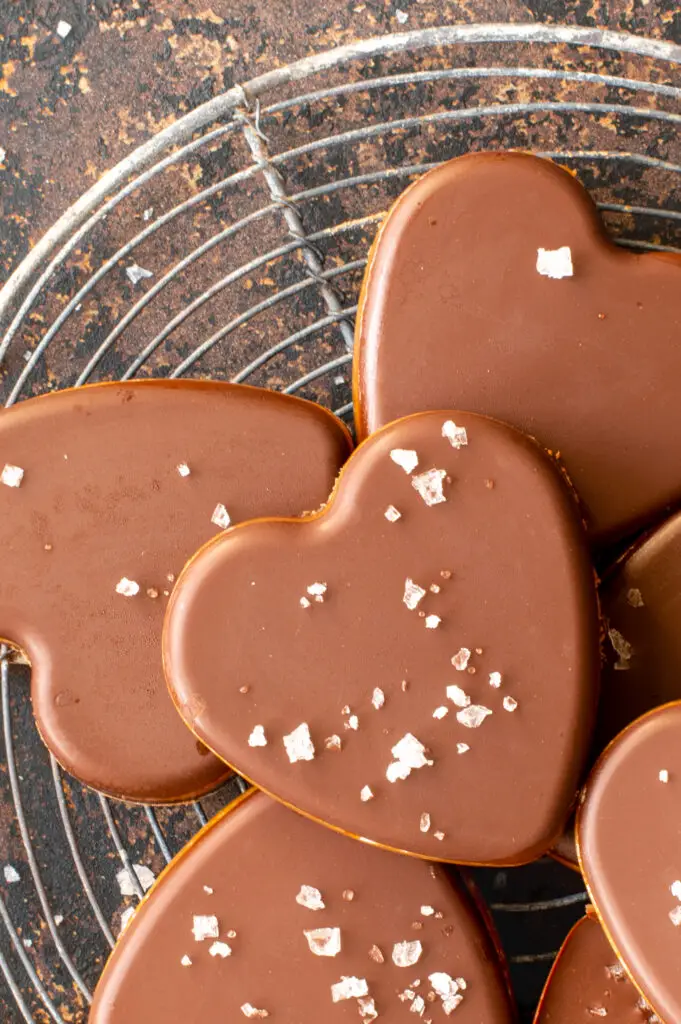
xmin=119 ymin=907 xmax=135 ymax=933
xmin=390 ymin=449 xmax=419 ymax=474
xmin=430 ymin=973 xmax=460 ymax=999
xmin=443 ymin=993 xmax=464 ymax=1015
xmin=3 ymin=865 xmax=20 ymax=884
xmin=283 ymin=723 xmax=315 ymax=763
xmin=387 ymin=760 xmax=412 ymax=783
xmin=403 ymin=578 xmax=426 ymax=610
xmin=421 ymin=906 xmax=435 ymax=917
xmin=434 ymin=830 xmax=446 ymax=841
xmin=331 ymin=976 xmax=369 ymax=1002
xmin=296 ymin=885 xmax=325 ymax=911
xmin=451 ymin=648 xmax=471 ymax=671
xmin=203 ymin=886 xmax=214 ymax=895
xmin=410 ymin=994 xmax=426 ymax=1015
xmin=671 ymin=881 xmax=681 ymax=900
xmin=342 ymin=889 xmax=355 ymax=902
xmin=606 ymin=963 xmax=625 ymax=980
xmin=659 ymin=769 xmax=669 ymax=783
xmin=425 ymin=615 xmax=441 ymax=629
xmin=447 ymin=684 xmax=470 ymax=708
xmin=489 ymin=671 xmax=502 ymax=688
xmin=241 ymin=1005 xmax=269 ymax=1018
xmin=304 ymin=927 xmax=341 ymax=957
xmin=56 ymin=20 xmax=72 ymax=38
xmin=325 ymin=735 xmax=342 ymax=751
xmin=360 ymin=785 xmax=374 ymax=802
xmin=457 ymin=705 xmax=493 ymax=729
xmin=627 ymin=588 xmax=645 ymax=608
xmin=116 ymin=864 xmax=155 ymax=896
xmin=193 ymin=914 xmax=219 ymax=941
xmin=300 ymin=596 xmax=311 ymax=608
xmin=503 ymin=696 xmax=518 ymax=713
xmin=307 ymin=582 xmax=327 ymax=598
xmin=433 ymin=706 xmax=449 ymax=719
xmin=248 ymin=725 xmax=267 ymax=748
xmin=345 ymin=715 xmax=359 ymax=731
xmin=385 ymin=504 xmax=402 ymax=522
xmin=457 ymin=743 xmax=470 ymax=754
xmin=442 ymin=421 xmax=468 ymax=449
xmin=393 ymin=940 xmax=423 ymax=967
xmin=126 ymin=263 xmax=153 ymax=285
xmin=669 ymin=905 xmax=681 ymax=927
xmin=358 ymin=995 xmax=379 ymax=1021
xmin=209 ymin=940 xmax=232 ymax=958
xmin=392 ymin=733 xmax=431 ymax=770
xmin=420 ymin=813 xmax=431 ymax=833
xmin=430 ymin=583 xmax=441 ymax=593
xmin=536 ymin=246 xmax=573 ymax=279
xmin=143 ymin=207 xmax=153 ymax=221
xmin=1 ymin=464 xmax=24 ymax=488
xmin=372 ymin=687 xmax=385 ymax=710
xmin=412 ymin=468 xmax=447 ymax=506
xmin=211 ymin=503 xmax=231 ymax=529
xmin=395 ymin=8 xmax=409 ymax=22
xmin=369 ymin=944 xmax=384 ymax=963
xmin=588 ymin=1007 xmax=607 ymax=1017
xmin=608 ymin=627 xmax=632 ymax=670
xmin=180 ymin=954 xmax=192 ymax=967
xmin=115 ymin=577 xmax=140 ymax=597
xmin=177 ymin=462 xmax=191 ymax=477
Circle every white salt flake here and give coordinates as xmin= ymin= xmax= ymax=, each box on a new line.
xmin=1 ymin=464 xmax=24 ymax=488
xmin=395 ymin=8 xmax=409 ymax=23
xmin=403 ymin=578 xmax=426 ymax=610
xmin=392 ymin=733 xmax=431 ymax=770
xmin=670 ymin=880 xmax=681 ymax=900
xmin=393 ymin=940 xmax=423 ymax=967
xmin=300 ymin=596 xmax=311 ymax=609
xmin=211 ymin=503 xmax=231 ymax=529
xmin=421 ymin=906 xmax=435 ymax=917
xmin=116 ymin=864 xmax=155 ymax=896
xmin=430 ymin=973 xmax=461 ymax=999
xmin=372 ymin=687 xmax=385 ymax=710
xmin=608 ymin=627 xmax=632 ymax=670
xmin=126 ymin=263 xmax=153 ymax=285
xmin=536 ymin=246 xmax=573 ymax=279
xmin=358 ymin=995 xmax=379 ymax=1021
xmin=503 ymin=696 xmax=518 ymax=713
xmin=360 ymin=785 xmax=374 ymax=802
xmin=304 ymin=927 xmax=341 ymax=957
xmin=434 ymin=830 xmax=446 ymax=841
xmin=670 ymin=906 xmax=681 ymax=927
xmin=588 ymin=1007 xmax=607 ymax=1018
xmin=457 ymin=705 xmax=493 ymax=729
xmin=307 ymin=582 xmax=327 ymax=601
xmin=54 ymin=915 xmax=64 ymax=926
xmin=410 ymin=994 xmax=426 ymax=1015
xmin=56 ymin=19 xmax=72 ymax=38
xmin=451 ymin=648 xmax=471 ymax=671
xmin=177 ymin=462 xmax=191 ymax=477
xmin=442 ymin=421 xmax=468 ymax=449
xmin=433 ymin=706 xmax=449 ymax=719
xmin=115 ymin=576 xmax=139 ymax=597
xmin=241 ymin=1005 xmax=269 ymax=1018
xmin=387 ymin=760 xmax=413 ymax=783
xmin=192 ymin=914 xmax=219 ymax=941
xmin=489 ymin=671 xmax=502 ymax=688
xmin=331 ymin=976 xmax=370 ymax=1002
xmin=143 ymin=207 xmax=154 ymax=221
xmin=324 ymin=735 xmax=342 ymax=752
xmin=248 ymin=725 xmax=267 ymax=748
xmin=3 ymin=865 xmax=20 ymax=884
xmin=412 ymin=468 xmax=447 ymax=506
xmin=420 ymin=812 xmax=431 ymax=833
xmin=659 ymin=769 xmax=669 ymax=783
xmin=296 ymin=885 xmax=325 ymax=911
xmin=369 ymin=944 xmax=385 ymax=963
xmin=180 ymin=954 xmax=192 ymax=967
xmin=119 ymin=907 xmax=135 ymax=933
xmin=203 ymin=886 xmax=214 ymax=895
xmin=385 ymin=504 xmax=402 ymax=522
xmin=209 ymin=940 xmax=232 ymax=958
xmin=627 ymin=588 xmax=645 ymax=608
xmin=425 ymin=615 xmax=441 ymax=629
xmin=443 ymin=993 xmax=465 ymax=1015
xmin=457 ymin=742 xmax=470 ymax=754
xmin=283 ymin=723 xmax=315 ymax=763
xmin=390 ymin=449 xmax=419 ymax=474
xmin=345 ymin=715 xmax=359 ymax=731
xmin=447 ymin=684 xmax=470 ymax=708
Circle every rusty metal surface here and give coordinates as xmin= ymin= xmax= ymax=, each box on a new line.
xmin=0 ymin=6 xmax=679 ymax=1023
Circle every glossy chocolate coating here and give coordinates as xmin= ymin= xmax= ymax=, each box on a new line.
xmin=578 ymin=704 xmax=681 ymax=1024
xmin=91 ymin=791 xmax=515 ymax=1024
xmin=355 ymin=151 xmax=681 ymax=546
xmin=535 ymin=914 xmax=653 ymax=1024
xmin=0 ymin=381 xmax=349 ymax=802
xmin=164 ymin=410 xmax=599 ymax=864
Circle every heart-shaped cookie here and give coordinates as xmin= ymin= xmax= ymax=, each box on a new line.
xmin=355 ymin=151 xmax=681 ymax=546
xmin=91 ymin=790 xmax=515 ymax=1024
xmin=164 ymin=410 xmax=599 ymax=864
xmin=534 ymin=913 xmax=655 ymax=1024
xmin=578 ymin=703 xmax=681 ymax=1024
xmin=0 ymin=381 xmax=349 ymax=802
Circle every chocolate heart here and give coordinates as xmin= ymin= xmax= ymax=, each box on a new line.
xmin=91 ymin=791 xmax=515 ymax=1024
xmin=355 ymin=151 xmax=681 ymax=546
xmin=0 ymin=381 xmax=349 ymax=802
xmin=534 ymin=913 xmax=655 ymax=1024
xmin=578 ymin=704 xmax=681 ymax=1024
xmin=164 ymin=410 xmax=599 ymax=864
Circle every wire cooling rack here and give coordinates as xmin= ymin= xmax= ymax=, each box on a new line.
xmin=0 ymin=23 xmax=679 ymax=1023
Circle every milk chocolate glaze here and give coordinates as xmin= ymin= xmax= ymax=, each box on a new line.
xmin=534 ymin=913 xmax=656 ymax=1024
xmin=0 ymin=381 xmax=350 ymax=802
xmin=578 ymin=703 xmax=681 ymax=1024
xmin=355 ymin=151 xmax=681 ymax=546
xmin=164 ymin=410 xmax=600 ymax=864
xmin=90 ymin=790 xmax=516 ymax=1024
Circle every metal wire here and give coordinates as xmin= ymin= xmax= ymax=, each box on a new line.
xmin=0 ymin=25 xmax=679 ymax=1021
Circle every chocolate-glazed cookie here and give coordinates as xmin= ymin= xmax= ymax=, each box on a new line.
xmin=164 ymin=410 xmax=600 ymax=864
xmin=355 ymin=151 xmax=681 ymax=546
xmin=534 ymin=913 xmax=655 ymax=1024
xmin=0 ymin=381 xmax=350 ymax=802
xmin=91 ymin=790 xmax=516 ymax=1024
xmin=578 ymin=704 xmax=681 ymax=1024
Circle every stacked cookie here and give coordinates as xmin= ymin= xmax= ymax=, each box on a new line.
xmin=2 ymin=152 xmax=680 ymax=1023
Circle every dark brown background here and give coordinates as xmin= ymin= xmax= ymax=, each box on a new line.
xmin=1 ymin=0 xmax=679 ymax=286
